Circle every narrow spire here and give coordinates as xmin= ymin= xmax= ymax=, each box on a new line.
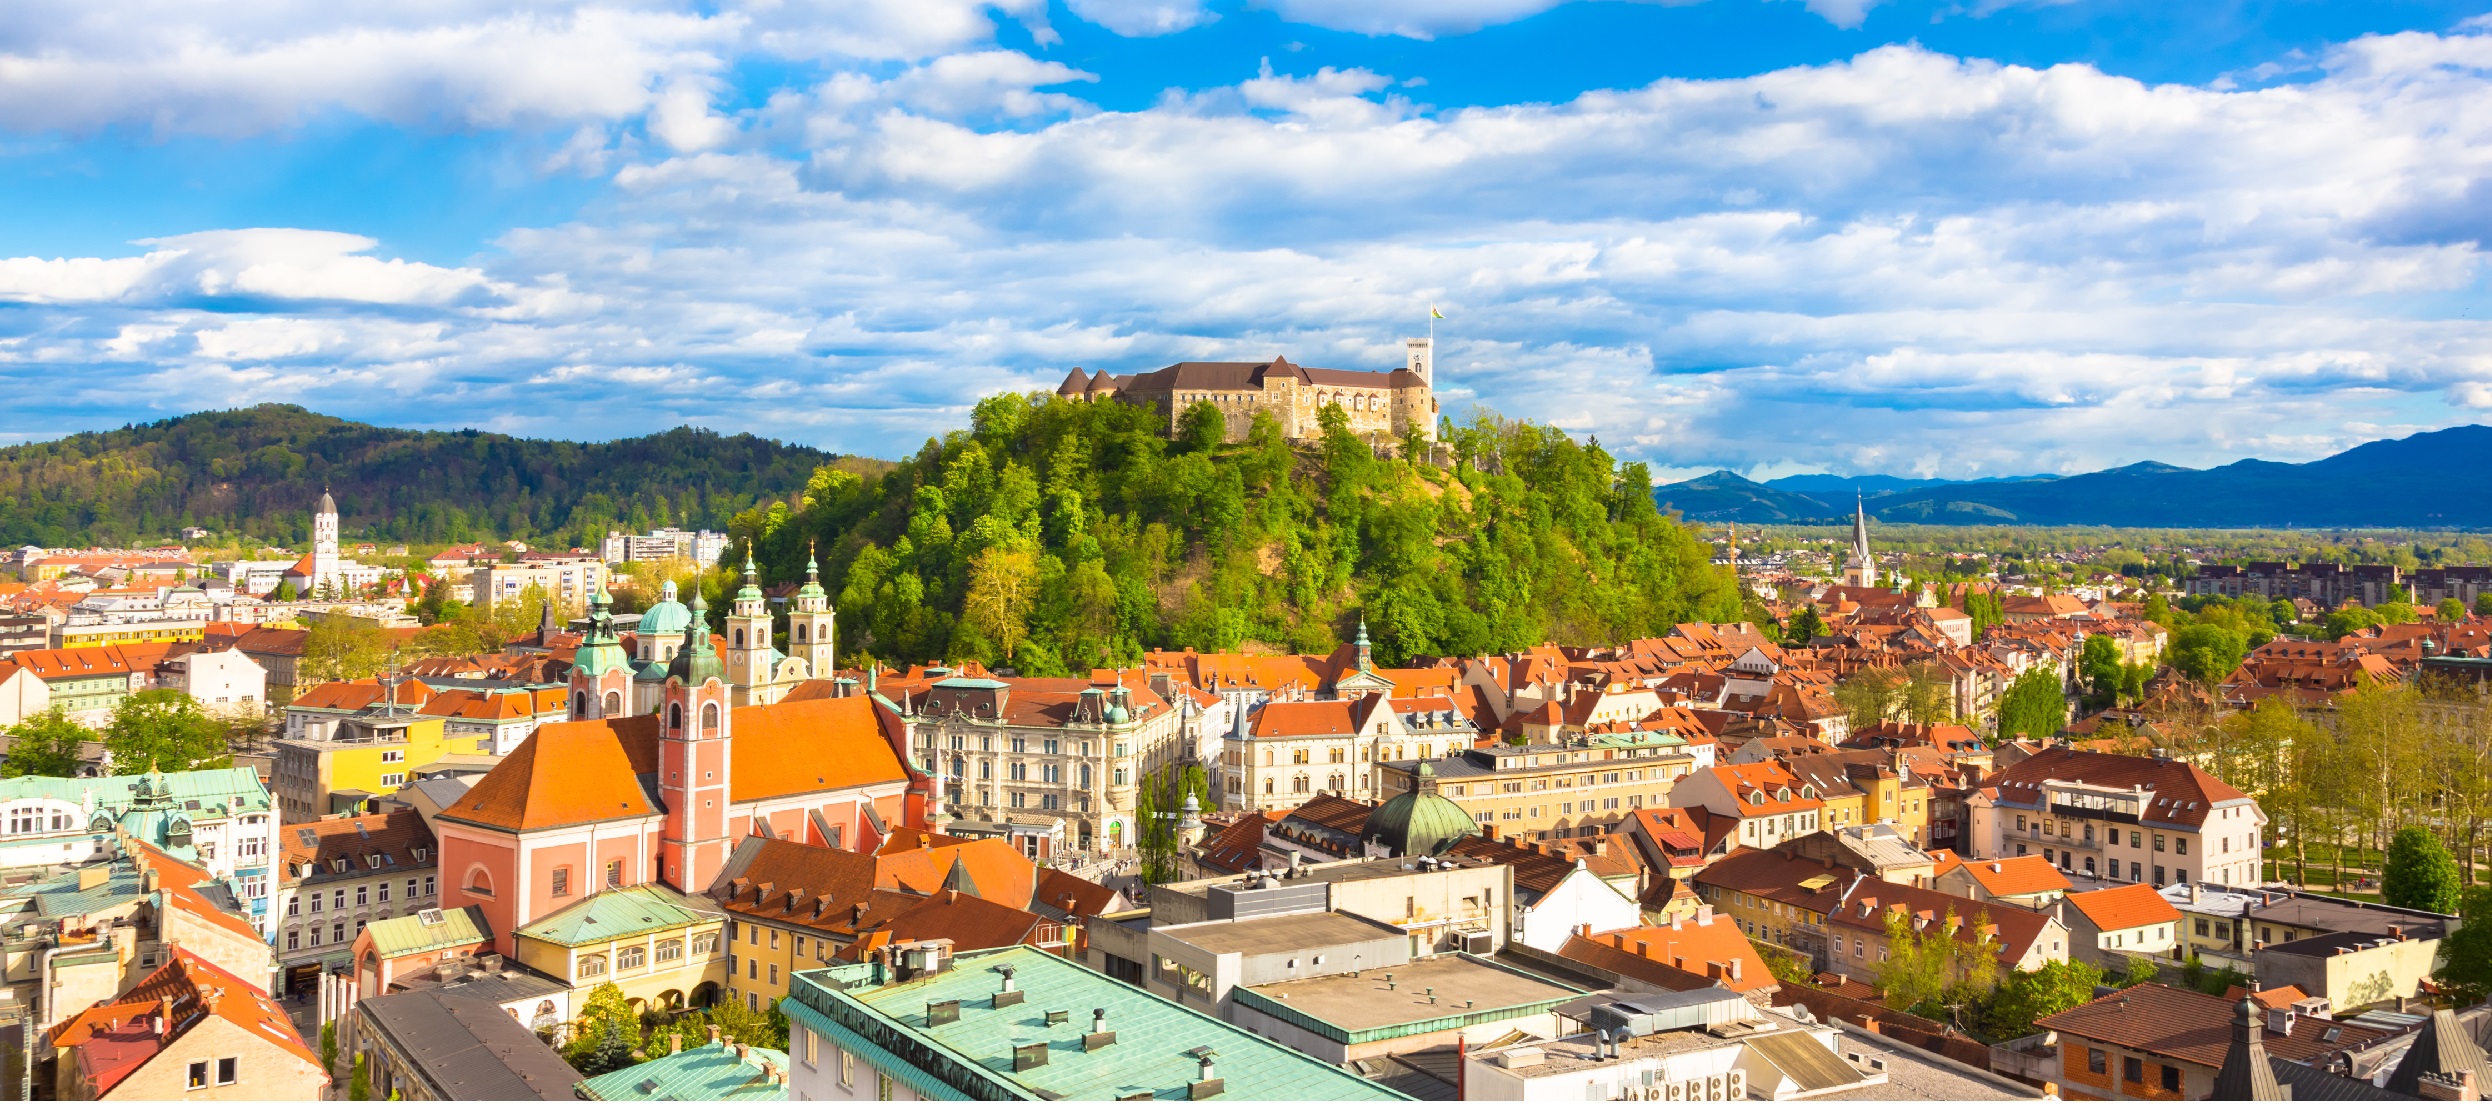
xmin=806 ymin=539 xmax=820 ymax=581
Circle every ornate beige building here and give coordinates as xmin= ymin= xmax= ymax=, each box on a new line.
xmin=1056 ymin=339 xmax=1439 ymax=447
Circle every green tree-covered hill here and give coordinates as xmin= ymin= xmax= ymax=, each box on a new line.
xmin=0 ymin=405 xmax=838 ymax=548
xmin=737 ymin=395 xmax=1740 ymax=673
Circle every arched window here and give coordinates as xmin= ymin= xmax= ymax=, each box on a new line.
xmin=701 ymin=702 xmax=719 ymax=733
xmin=618 ymin=945 xmax=646 ymax=970
xmin=1261 ymin=749 xmax=1273 ymax=766
xmin=603 ymin=691 xmax=620 ymax=715
xmin=464 ymin=867 xmax=493 ymax=897
xmin=1263 ymin=778 xmax=1275 ymax=794
xmin=1293 ymin=775 xmax=1311 ymax=794
xmin=578 ymin=954 xmax=607 ymax=978
xmin=667 ymin=703 xmax=683 ymax=734
xmin=1328 ymin=772 xmax=1344 ymax=791
xmin=795 ymin=624 xmax=808 ymax=642
xmin=572 ymin=692 xmax=587 ymax=719
xmin=734 ymin=629 xmax=746 ymax=649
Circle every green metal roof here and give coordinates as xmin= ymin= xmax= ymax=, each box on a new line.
xmin=366 ymin=905 xmax=493 ymax=959
xmin=785 ymin=946 xmax=1408 ymax=1101
xmin=0 ymin=766 xmax=271 ymax=816
xmin=517 ymin=884 xmax=720 ymax=948
xmin=576 ymin=1040 xmax=790 ymax=1101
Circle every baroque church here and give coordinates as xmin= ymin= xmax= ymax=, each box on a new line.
xmin=573 ymin=547 xmax=838 ymax=722
xmin=1056 ymin=338 xmax=1441 ymax=448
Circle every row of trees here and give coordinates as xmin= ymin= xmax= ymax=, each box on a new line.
xmin=1 ymin=691 xmax=240 ymax=779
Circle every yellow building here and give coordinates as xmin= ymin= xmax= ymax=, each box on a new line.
xmin=53 ymin=621 xmax=207 ymax=650
xmin=514 ymin=884 xmax=728 ymax=1019
xmin=1376 ymin=731 xmax=1705 ymax=843
xmin=1762 ymin=750 xmax=1934 ymax=845
xmin=269 ymin=714 xmax=492 ymax=820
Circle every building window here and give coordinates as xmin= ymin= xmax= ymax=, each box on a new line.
xmin=287 ymin=897 xmax=300 ymax=917
xmin=356 ymin=885 xmax=368 ymax=906
xmin=2087 ymin=1049 xmax=2106 ymax=1075
xmin=579 ymin=954 xmax=607 ymax=977
xmin=552 ymin=867 xmax=571 ymax=897
xmin=2124 ymin=1057 xmax=2143 ymax=1083
xmin=188 ymin=1061 xmax=209 ymax=1090
xmin=618 ymin=945 xmax=645 ymax=970
xmin=286 ymin=929 xmax=299 ymax=951
xmin=218 ymin=1058 xmax=237 ymax=1085
xmin=2160 ymin=1066 xmax=2181 ymax=1092
xmin=333 ymin=922 xmax=345 ymax=943
xmin=656 ymin=939 xmax=684 ymax=963
xmin=422 ymin=876 xmax=434 ymax=897
xmin=606 ymin=860 xmax=623 ymax=888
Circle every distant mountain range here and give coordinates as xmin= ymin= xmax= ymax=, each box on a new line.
xmin=1655 ymin=425 xmax=2492 ymax=527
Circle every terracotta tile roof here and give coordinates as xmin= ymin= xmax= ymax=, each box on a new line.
xmin=1379 ymin=668 xmax=1457 ymax=698
xmin=291 ymin=678 xmax=436 ymax=712
xmin=1196 ymin=811 xmax=1284 ymax=874
xmin=842 ymin=889 xmax=1044 ymax=957
xmin=7 ymin=644 xmax=150 ymax=680
xmin=2037 ymin=984 xmax=2392 ymax=1068
xmin=280 ymin=809 xmax=435 ymax=888
xmin=1930 ymin=852 xmax=2070 ymax=898
xmin=442 ymin=696 xmax=907 ymax=834
xmin=873 ymin=837 xmax=1035 ymax=909
xmin=1032 ymin=868 xmax=1122 ymax=919
xmin=1250 ymin=700 xmax=1359 ymax=738
xmin=1693 ymin=848 xmax=1857 ymax=915
xmin=1827 ymin=879 xmax=2055 ymax=968
xmin=53 ymin=948 xmax=323 ymax=1095
xmin=441 ymin=713 xmax=663 ymax=832
xmin=1284 ymin=793 xmax=1376 ymax=838
xmin=1989 ymin=747 xmax=2249 ymax=829
xmin=1559 ymin=918 xmax=1778 ymax=995
xmin=2063 ymin=882 xmax=2183 ymax=933
xmin=1446 ymin=834 xmax=1581 ymax=899
xmin=1702 ymin=762 xmax=1827 ymax=816
xmin=133 ymin=843 xmax=270 ymax=948
xmin=418 ymin=687 xmax=557 ymax=721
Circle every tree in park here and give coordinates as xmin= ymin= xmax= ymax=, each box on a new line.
xmin=1874 ymin=907 xmax=1999 ymax=1023
xmin=1786 ymin=605 xmax=1826 ymax=644
xmin=2 ymin=709 xmax=91 ymax=778
xmin=564 ymin=982 xmax=642 ymax=1074
xmin=2381 ymin=826 xmax=2461 ymax=914
xmin=2433 ymin=887 xmax=2492 ymax=1004
xmin=2168 ymin=623 xmax=2248 ymax=685
xmin=1995 ymin=668 xmax=2067 ymax=742
xmin=103 ymin=690 xmax=232 ymax=774
xmin=1982 ymin=958 xmax=2105 ymax=1038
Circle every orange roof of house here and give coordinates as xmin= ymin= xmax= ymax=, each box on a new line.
xmin=1379 ymin=667 xmax=1457 ymax=697
xmin=53 ymin=949 xmax=323 ymax=1095
xmin=1250 ymin=700 xmax=1359 ymax=738
xmin=874 ymin=837 xmax=1035 ymax=908
xmin=1559 ymin=918 xmax=1778 ymax=995
xmin=842 ymin=889 xmax=1042 ymax=958
xmin=2064 ymin=882 xmax=2183 ymax=933
xmin=1931 ymin=853 xmax=2072 ymax=898
xmin=443 ymin=695 xmax=907 ymax=833
xmin=134 ymin=844 xmax=271 ymax=948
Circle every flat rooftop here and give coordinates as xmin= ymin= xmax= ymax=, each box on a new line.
xmin=1244 ymin=954 xmax=1581 ymax=1032
xmin=1163 ymin=909 xmax=1403 ymax=956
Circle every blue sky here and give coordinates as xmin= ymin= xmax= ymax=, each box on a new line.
xmin=4 ymin=0 xmax=2492 ymax=480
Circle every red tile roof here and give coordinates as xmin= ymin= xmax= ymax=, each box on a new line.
xmin=1930 ymin=852 xmax=2072 ymax=898
xmin=1250 ymin=700 xmax=1359 ymax=738
xmin=2063 ymin=882 xmax=2183 ymax=933
xmin=52 ymin=948 xmax=323 ymax=1096
xmin=2037 ymin=984 xmax=2390 ymax=1068
xmin=1560 ymin=919 xmax=1778 ymax=995
xmin=1989 ymin=747 xmax=2249 ymax=829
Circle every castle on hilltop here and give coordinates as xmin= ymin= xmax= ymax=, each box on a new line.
xmin=1057 ymin=338 xmax=1440 ymax=448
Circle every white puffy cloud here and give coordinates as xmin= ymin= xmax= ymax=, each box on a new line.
xmin=10 ymin=31 xmax=2492 ymax=476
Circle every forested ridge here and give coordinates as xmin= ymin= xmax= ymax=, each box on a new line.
xmin=0 ymin=404 xmax=835 ymax=548
xmin=736 ymin=394 xmax=1741 ymax=674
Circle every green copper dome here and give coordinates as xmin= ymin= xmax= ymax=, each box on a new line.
xmin=1363 ymin=761 xmax=1478 ymax=858
xmin=637 ymin=579 xmax=692 ymax=637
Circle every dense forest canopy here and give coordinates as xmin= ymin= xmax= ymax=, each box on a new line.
xmin=0 ymin=404 xmax=835 ymax=548
xmin=735 ymin=394 xmax=1741 ymax=674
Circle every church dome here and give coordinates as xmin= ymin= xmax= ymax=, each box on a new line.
xmin=637 ymin=580 xmax=692 ymax=637
xmin=1363 ymin=761 xmax=1478 ymax=858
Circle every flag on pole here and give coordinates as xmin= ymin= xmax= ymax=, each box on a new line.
xmin=1430 ymin=305 xmax=1445 ymax=319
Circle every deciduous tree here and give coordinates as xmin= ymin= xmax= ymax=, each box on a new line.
xmin=2382 ymin=826 xmax=2461 ymax=913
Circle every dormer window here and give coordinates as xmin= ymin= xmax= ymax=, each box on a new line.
xmin=412 ymin=847 xmax=427 ymax=862
xmin=330 ymin=858 xmax=348 ymax=874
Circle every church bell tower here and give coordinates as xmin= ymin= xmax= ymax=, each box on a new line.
xmin=723 ymin=546 xmax=775 ymax=702
xmin=658 ymin=588 xmax=732 ymax=894
xmin=787 ymin=541 xmax=836 ymax=680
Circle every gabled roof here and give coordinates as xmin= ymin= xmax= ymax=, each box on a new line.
xmin=845 ymin=889 xmax=1044 ymax=957
xmin=134 ymin=842 xmax=268 ymax=946
xmin=1929 ymin=852 xmax=2071 ymax=898
xmin=2064 ymin=882 xmax=2182 ymax=933
xmin=2037 ymin=984 xmax=2392 ymax=1068
xmin=1989 ymin=747 xmax=2250 ymax=828
xmin=282 ymin=807 xmax=434 ymax=884
xmin=1251 ymin=700 xmax=1360 ymax=738
xmin=52 ymin=948 xmax=324 ymax=1095
xmin=1559 ymin=917 xmax=1778 ymax=995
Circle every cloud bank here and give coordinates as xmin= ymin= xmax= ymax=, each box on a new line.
xmin=1 ymin=3 xmax=2490 ymax=477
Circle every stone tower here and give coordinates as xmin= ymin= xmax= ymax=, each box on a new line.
xmin=723 ymin=546 xmax=775 ymax=697
xmin=787 ymin=542 xmax=836 ymax=680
